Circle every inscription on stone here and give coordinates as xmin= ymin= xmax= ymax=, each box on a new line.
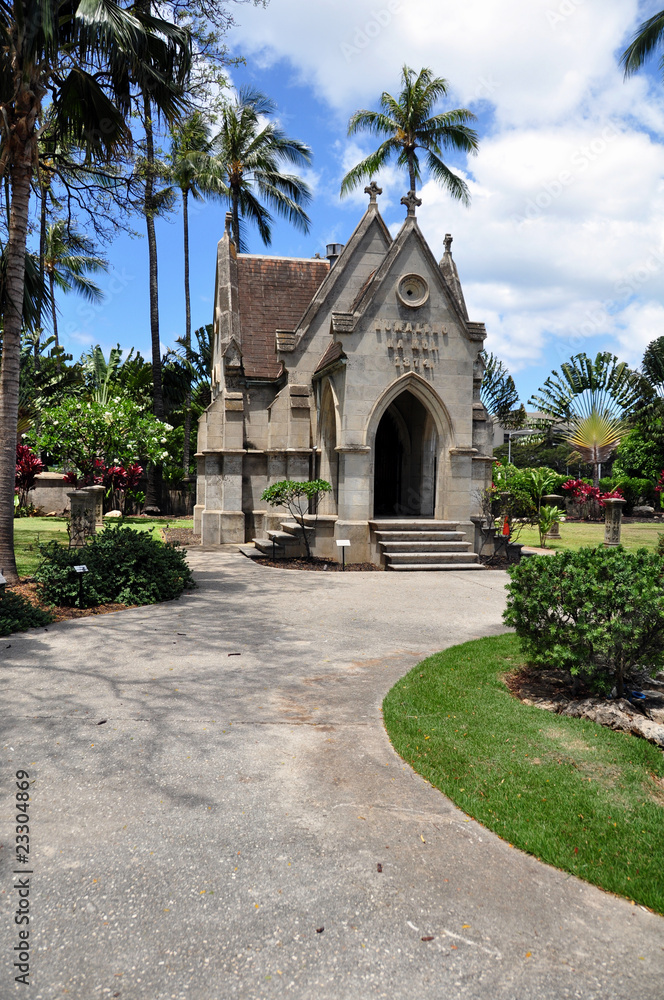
xmin=374 ymin=318 xmax=444 ymax=371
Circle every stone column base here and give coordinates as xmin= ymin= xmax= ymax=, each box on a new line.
xmin=201 ymin=510 xmax=245 ymax=546
xmin=193 ymin=503 xmax=205 ymax=535
xmin=334 ymin=520 xmax=371 ymax=565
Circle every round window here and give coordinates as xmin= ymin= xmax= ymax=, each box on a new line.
xmin=397 ymin=273 xmax=429 ymax=308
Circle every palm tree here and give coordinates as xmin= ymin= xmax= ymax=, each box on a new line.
xmin=621 ymin=10 xmax=664 ymax=77
xmin=340 ymin=65 xmax=479 ymax=204
xmin=43 ymin=220 xmax=107 ymax=351
xmin=0 ymin=0 xmax=191 ymax=584
xmin=214 ymin=88 xmax=312 ymax=251
xmin=529 ymin=352 xmax=645 ymax=486
xmin=166 ymin=113 xmax=227 ymax=473
xmin=479 ymin=351 xmax=521 ymax=423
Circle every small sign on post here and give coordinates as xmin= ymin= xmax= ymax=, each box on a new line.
xmin=336 ymin=539 xmax=350 ymax=571
xmin=73 ymin=564 xmax=89 ymax=608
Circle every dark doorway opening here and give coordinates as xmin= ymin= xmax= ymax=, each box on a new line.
xmin=373 ymin=390 xmax=438 ymax=518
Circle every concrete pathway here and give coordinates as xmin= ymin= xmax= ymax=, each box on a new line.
xmin=0 ymin=551 xmax=662 ymax=1000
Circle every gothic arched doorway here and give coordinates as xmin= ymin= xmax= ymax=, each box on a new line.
xmin=373 ymin=390 xmax=438 ymax=518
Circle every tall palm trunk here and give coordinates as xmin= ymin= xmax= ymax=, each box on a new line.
xmin=143 ymin=90 xmax=164 ymax=513
xmin=231 ymin=184 xmax=241 ymax=249
xmin=36 ymin=183 xmax=47 ymax=365
xmin=407 ymin=148 xmax=416 ymax=192
xmin=49 ymin=271 xmax=59 ymax=349
xmin=0 ymin=159 xmax=33 ymax=584
xmin=182 ymin=186 xmax=192 ymax=476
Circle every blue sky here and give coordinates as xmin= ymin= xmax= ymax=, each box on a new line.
xmin=52 ymin=0 xmax=664 ymax=405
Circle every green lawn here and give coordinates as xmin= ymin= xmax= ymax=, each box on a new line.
xmin=516 ymin=520 xmax=662 ymax=552
xmin=13 ymin=517 xmax=193 ymax=577
xmin=383 ymin=633 xmax=664 ymax=914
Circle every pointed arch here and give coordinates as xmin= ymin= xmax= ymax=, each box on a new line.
xmin=364 ymin=371 xmax=454 ymax=450
xmin=318 ymin=376 xmax=340 ymax=514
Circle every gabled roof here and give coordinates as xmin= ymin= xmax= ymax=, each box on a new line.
xmin=344 ymin=215 xmax=474 ymax=335
xmin=236 ymin=255 xmax=329 ymax=378
xmin=292 ymin=203 xmax=392 ymax=349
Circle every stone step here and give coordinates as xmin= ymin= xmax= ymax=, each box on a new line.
xmin=373 ymin=530 xmax=465 ymax=542
xmin=388 ymin=562 xmax=485 ymax=571
xmin=253 ymin=536 xmax=301 ymax=556
xmin=380 ymin=541 xmax=472 ymax=553
xmin=369 ymin=519 xmax=460 ymax=532
xmin=281 ymin=521 xmax=314 ymax=537
xmin=385 ymin=551 xmax=479 ymax=565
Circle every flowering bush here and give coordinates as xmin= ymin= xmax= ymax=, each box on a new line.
xmin=15 ymin=445 xmax=45 ymax=512
xmin=26 ymin=397 xmax=173 ymax=477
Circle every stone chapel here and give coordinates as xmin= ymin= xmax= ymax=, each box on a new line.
xmin=193 ymin=185 xmax=494 ymax=568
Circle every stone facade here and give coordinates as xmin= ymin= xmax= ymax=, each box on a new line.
xmin=194 ymin=192 xmax=494 ymax=564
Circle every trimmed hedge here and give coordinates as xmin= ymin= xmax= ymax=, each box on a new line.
xmin=504 ymin=546 xmax=664 ymax=696
xmin=35 ymin=526 xmax=195 ymax=608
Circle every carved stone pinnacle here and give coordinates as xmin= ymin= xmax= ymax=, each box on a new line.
xmin=400 ymin=189 xmax=422 ymax=217
xmin=444 ymin=233 xmax=453 ymax=254
xmin=364 ymin=181 xmax=383 ymax=204
xmin=224 ymin=211 xmax=233 ymax=237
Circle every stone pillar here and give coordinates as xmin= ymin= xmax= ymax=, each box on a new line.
xmin=67 ymin=490 xmax=96 ymax=548
xmin=604 ymin=497 xmax=626 ymax=547
xmin=542 ymin=494 xmax=564 ymax=540
xmin=83 ymin=485 xmax=105 ymax=528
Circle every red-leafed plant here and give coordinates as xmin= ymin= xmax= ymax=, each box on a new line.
xmin=62 ymin=460 xmax=144 ymax=514
xmin=15 ymin=445 xmax=45 ymax=510
xmin=561 ymin=479 xmax=623 ymax=520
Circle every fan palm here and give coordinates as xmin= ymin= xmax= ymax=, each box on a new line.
xmin=641 ymin=336 xmax=664 ymax=397
xmin=166 ymin=113 xmax=228 ymax=472
xmin=0 ymin=0 xmax=191 ymax=583
xmin=44 ymin=220 xmax=107 ymax=351
xmin=214 ymin=88 xmax=312 ymax=251
xmin=340 ymin=65 xmax=479 ymax=204
xmin=529 ymin=352 xmax=645 ymax=485
xmin=565 ymin=409 xmax=624 ymax=483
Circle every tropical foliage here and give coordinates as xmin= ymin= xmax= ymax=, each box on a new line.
xmin=529 ymin=352 xmax=646 ymax=485
xmin=214 ymin=88 xmax=312 ymax=251
xmin=0 ymin=0 xmax=192 ymax=583
xmin=340 ymin=65 xmax=478 ymax=202
xmin=479 ymin=351 xmax=521 ymax=423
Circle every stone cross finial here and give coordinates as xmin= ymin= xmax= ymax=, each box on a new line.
xmin=444 ymin=233 xmax=453 ymax=254
xmin=400 ymin=189 xmax=422 ymax=216
xmin=364 ymin=181 xmax=383 ymax=204
xmin=224 ymin=212 xmax=233 ymax=237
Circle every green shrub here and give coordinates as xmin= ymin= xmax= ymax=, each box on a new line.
xmin=504 ymin=546 xmax=664 ymax=696
xmin=35 ymin=526 xmax=195 ymax=607
xmin=0 ymin=589 xmax=54 ymax=636
xmin=611 ymin=476 xmax=657 ymax=514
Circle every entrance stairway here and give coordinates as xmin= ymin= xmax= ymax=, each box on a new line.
xmin=370 ymin=519 xmax=483 ymax=571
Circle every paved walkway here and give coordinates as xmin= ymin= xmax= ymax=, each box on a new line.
xmin=1 ymin=551 xmax=662 ymax=999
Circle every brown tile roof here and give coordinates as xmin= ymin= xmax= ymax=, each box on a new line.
xmin=314 ymin=340 xmax=345 ymax=375
xmin=237 ymin=255 xmax=329 ymax=378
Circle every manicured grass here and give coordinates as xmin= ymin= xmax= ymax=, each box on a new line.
xmin=383 ymin=633 xmax=664 ymax=914
xmin=516 ymin=520 xmax=662 ymax=552
xmin=13 ymin=517 xmax=193 ymax=577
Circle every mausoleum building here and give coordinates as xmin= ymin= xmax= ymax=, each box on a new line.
xmin=194 ymin=186 xmax=494 ymax=567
